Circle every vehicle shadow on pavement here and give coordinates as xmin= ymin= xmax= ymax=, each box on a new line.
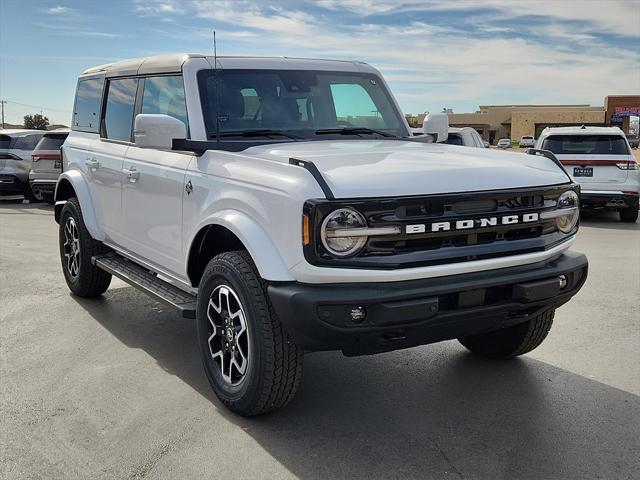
xmin=74 ymin=288 xmax=640 ymax=480
xmin=580 ymin=210 xmax=639 ymax=230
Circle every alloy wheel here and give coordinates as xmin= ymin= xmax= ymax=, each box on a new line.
xmin=207 ymin=285 xmax=250 ymax=385
xmin=63 ymin=217 xmax=80 ymax=279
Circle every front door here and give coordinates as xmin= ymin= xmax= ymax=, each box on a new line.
xmin=121 ymin=148 xmax=191 ymax=275
xmin=119 ymin=75 xmax=191 ymax=275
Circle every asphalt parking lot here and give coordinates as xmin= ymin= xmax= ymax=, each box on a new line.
xmin=1 ymin=201 xmax=638 ymax=480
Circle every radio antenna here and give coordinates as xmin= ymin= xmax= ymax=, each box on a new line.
xmin=213 ymin=29 xmax=221 ymax=147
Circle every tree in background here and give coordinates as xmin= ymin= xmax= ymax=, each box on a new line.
xmin=23 ymin=113 xmax=50 ymax=130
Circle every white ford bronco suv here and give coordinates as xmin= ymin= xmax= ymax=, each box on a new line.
xmin=55 ymin=54 xmax=588 ymax=415
xmin=536 ymin=126 xmax=639 ymax=223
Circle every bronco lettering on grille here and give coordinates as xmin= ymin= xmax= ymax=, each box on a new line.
xmin=405 ymin=212 xmax=539 ymax=234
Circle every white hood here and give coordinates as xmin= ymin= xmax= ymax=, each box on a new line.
xmin=247 ymin=140 xmax=570 ymax=198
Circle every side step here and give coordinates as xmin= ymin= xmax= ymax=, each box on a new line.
xmin=92 ymin=253 xmax=197 ymax=319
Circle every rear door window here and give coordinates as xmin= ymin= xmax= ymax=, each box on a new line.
xmin=103 ymin=78 xmax=139 ymax=142
xmin=73 ymin=76 xmax=105 ymax=133
xmin=542 ymin=135 xmax=630 ymax=155
xmin=0 ymin=135 xmax=11 ymax=149
xmin=141 ymin=75 xmax=189 ymax=130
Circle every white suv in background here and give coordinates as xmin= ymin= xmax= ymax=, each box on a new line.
xmin=29 ymin=129 xmax=70 ymax=205
xmin=445 ymin=127 xmax=487 ymax=148
xmin=519 ymin=135 xmax=535 ymax=148
xmin=536 ymin=126 xmax=639 ymax=222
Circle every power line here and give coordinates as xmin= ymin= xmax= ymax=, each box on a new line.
xmin=1 ymin=99 xmax=72 ymax=113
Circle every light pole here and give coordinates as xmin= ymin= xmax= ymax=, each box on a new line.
xmin=0 ymin=100 xmax=6 ymax=128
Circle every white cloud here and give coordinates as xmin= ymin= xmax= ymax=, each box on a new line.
xmin=319 ymin=0 xmax=640 ymax=37
xmin=47 ymin=6 xmax=71 ymax=14
xmin=134 ymin=0 xmax=185 ymax=16
xmin=130 ymin=0 xmax=639 ymax=113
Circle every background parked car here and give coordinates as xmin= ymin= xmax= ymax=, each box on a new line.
xmin=445 ymin=127 xmax=487 ymax=148
xmin=625 ymin=133 xmax=639 ymax=148
xmin=29 ymin=129 xmax=69 ymax=205
xmin=0 ymin=129 xmax=45 ymax=201
xmin=519 ymin=135 xmax=535 ymax=148
xmin=536 ymin=126 xmax=639 ymax=222
xmin=497 ymin=138 xmax=512 ymax=148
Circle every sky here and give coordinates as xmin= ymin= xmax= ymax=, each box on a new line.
xmin=1 ymin=0 xmax=639 ymax=126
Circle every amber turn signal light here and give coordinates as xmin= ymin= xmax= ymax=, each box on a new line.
xmin=302 ymin=214 xmax=311 ymax=246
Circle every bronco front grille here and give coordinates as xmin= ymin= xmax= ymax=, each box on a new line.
xmin=303 ymin=185 xmax=577 ymax=269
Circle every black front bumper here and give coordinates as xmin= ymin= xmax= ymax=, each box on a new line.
xmin=580 ymin=192 xmax=639 ymax=210
xmin=268 ymin=251 xmax=588 ymax=356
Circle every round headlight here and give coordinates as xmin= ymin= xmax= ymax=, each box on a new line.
xmin=556 ymin=190 xmax=579 ymax=233
xmin=321 ymin=208 xmax=367 ymax=257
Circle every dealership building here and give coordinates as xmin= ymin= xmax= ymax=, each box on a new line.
xmin=447 ymin=95 xmax=640 ymax=144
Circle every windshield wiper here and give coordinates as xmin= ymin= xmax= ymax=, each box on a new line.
xmin=215 ymin=129 xmax=302 ymax=141
xmin=314 ymin=127 xmax=395 ymax=138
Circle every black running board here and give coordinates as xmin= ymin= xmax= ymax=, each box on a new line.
xmin=92 ymin=253 xmax=196 ymax=319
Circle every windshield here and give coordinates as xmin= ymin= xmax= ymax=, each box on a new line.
xmin=445 ymin=134 xmax=463 ymax=145
xmin=198 ymin=69 xmax=407 ymax=140
xmin=542 ymin=135 xmax=630 ymax=155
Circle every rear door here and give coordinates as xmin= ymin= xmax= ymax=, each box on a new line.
xmin=120 ymin=75 xmax=191 ymax=274
xmin=541 ymin=134 xmax=632 ymax=185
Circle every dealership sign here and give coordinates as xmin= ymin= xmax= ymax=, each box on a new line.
xmin=612 ymin=106 xmax=640 ymax=119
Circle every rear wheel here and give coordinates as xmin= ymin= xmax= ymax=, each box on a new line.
xmin=59 ymin=197 xmax=111 ymax=297
xmin=458 ymin=310 xmax=554 ymax=359
xmin=196 ymin=251 xmax=304 ymax=416
xmin=619 ymin=207 xmax=638 ymax=223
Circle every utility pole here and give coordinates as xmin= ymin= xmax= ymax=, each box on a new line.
xmin=0 ymin=100 xmax=6 ymax=128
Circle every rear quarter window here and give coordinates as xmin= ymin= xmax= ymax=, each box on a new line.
xmin=73 ymin=76 xmax=105 ymax=133
xmin=542 ymin=135 xmax=630 ymax=155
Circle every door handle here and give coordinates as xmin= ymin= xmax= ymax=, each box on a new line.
xmin=86 ymin=157 xmax=100 ymax=169
xmin=122 ymin=167 xmax=140 ymax=182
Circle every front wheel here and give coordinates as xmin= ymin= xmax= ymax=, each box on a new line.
xmin=196 ymin=251 xmax=303 ymax=416
xmin=619 ymin=207 xmax=638 ymax=223
xmin=458 ymin=310 xmax=554 ymax=359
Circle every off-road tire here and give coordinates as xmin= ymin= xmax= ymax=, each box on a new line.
xmin=458 ymin=310 xmax=555 ymax=359
xmin=619 ymin=207 xmax=638 ymax=223
xmin=196 ymin=250 xmax=304 ymax=416
xmin=59 ymin=197 xmax=111 ymax=297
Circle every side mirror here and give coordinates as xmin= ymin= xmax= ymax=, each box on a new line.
xmin=483 ymin=140 xmax=490 ymax=148
xmin=134 ymin=114 xmax=186 ymax=150
xmin=422 ymin=113 xmax=449 ymax=143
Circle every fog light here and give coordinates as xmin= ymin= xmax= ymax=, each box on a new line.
xmin=558 ymin=274 xmax=568 ymax=289
xmin=349 ymin=306 xmax=367 ymax=323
